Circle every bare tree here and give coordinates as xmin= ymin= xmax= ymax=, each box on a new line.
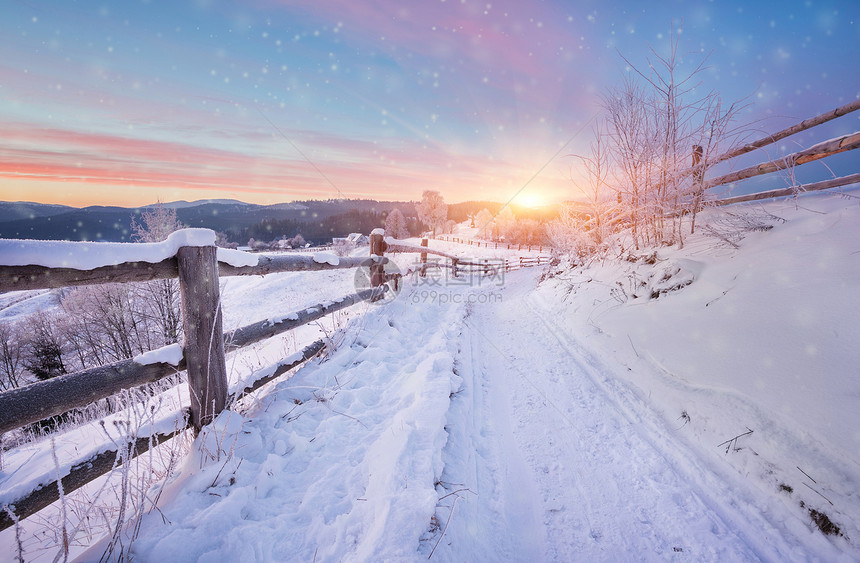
xmin=61 ymin=283 xmax=157 ymax=365
xmin=0 ymin=321 xmax=26 ymax=390
xmin=23 ymin=312 xmax=67 ymax=381
xmin=417 ymin=190 xmax=448 ymax=238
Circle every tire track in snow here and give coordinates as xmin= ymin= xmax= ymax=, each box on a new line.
xmin=426 ymin=300 xmax=545 ymax=561
xmin=520 ymin=288 xmax=816 ymax=561
xmin=438 ymin=271 xmax=786 ymax=561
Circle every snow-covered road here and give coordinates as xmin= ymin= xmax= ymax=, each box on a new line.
xmin=433 ymin=272 xmax=794 ymax=561
xmin=112 ymin=254 xmax=854 ymax=562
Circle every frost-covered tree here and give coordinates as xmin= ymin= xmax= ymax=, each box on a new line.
xmin=61 ymin=283 xmax=158 ymax=366
xmin=417 ymin=190 xmax=447 ymax=238
xmin=474 ymin=208 xmax=494 ymax=239
xmin=384 ymin=208 xmax=409 ymax=239
xmin=493 ymin=207 xmax=516 ymax=241
xmin=552 ymin=24 xmax=749 ymax=256
xmin=131 ymin=202 xmax=183 ymax=344
xmin=568 ymin=120 xmax=615 ymax=247
xmin=547 ymin=203 xmax=597 ymax=260
xmin=131 ymin=202 xmax=183 ymax=243
xmin=289 ymin=233 xmax=307 ymax=248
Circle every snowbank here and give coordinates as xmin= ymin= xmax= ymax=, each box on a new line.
xmin=126 ymin=284 xmax=467 ymax=561
xmin=535 ymin=189 xmax=860 ymax=553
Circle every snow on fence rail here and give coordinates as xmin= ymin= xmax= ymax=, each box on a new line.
xmin=0 ymin=229 xmax=392 ymax=531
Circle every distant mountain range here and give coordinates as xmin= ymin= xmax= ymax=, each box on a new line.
xmin=0 ymin=199 xmax=413 ymax=244
xmin=0 ymin=198 xmax=558 ymax=244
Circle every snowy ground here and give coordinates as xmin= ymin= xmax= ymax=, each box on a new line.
xmin=3 ymin=190 xmax=859 ymax=561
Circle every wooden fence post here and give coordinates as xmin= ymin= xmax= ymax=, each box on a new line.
xmin=452 ymin=258 xmax=459 ymax=278
xmin=370 ymin=230 xmax=386 ymax=294
xmin=177 ymin=244 xmax=228 ymax=433
xmin=420 ymin=238 xmax=428 ymax=277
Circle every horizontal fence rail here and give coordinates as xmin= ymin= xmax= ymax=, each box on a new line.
xmin=658 ymin=99 xmax=860 ymax=193
xmin=0 ymin=422 xmax=189 ymax=533
xmin=706 ymin=130 xmax=860 ymax=190
xmin=713 ymin=98 xmax=860 ymax=166
xmin=714 ymin=173 xmax=860 ymax=207
xmin=0 ymin=285 xmax=387 ymax=435
xmin=703 ymin=100 xmax=860 ymax=206
xmin=0 ymin=254 xmax=382 ymax=294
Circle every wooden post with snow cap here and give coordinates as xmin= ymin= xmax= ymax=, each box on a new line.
xmin=176 ymin=230 xmax=228 ymax=433
xmin=369 ymin=229 xmax=387 ymax=299
xmin=420 ymin=238 xmax=428 ymax=277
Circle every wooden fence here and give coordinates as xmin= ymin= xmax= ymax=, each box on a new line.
xmin=704 ymin=99 xmax=860 ymax=205
xmin=0 ymin=233 xmax=394 ymax=531
xmin=0 ymin=231 xmax=551 ymax=531
xmin=434 ymin=236 xmax=546 ymax=253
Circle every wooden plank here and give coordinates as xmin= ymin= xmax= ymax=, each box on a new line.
xmin=0 ymin=358 xmax=184 ymax=435
xmin=229 ymin=339 xmax=326 ymax=402
xmin=704 ymin=131 xmax=860 ymax=190
xmin=0 ymin=254 xmax=384 ymax=294
xmin=218 ymin=254 xmax=380 ymax=277
xmin=386 ymin=242 xmax=460 ymax=261
xmin=0 ymin=286 xmax=387 ymax=435
xmin=227 ymin=287 xmax=387 ymax=351
xmin=0 ymin=422 xmax=190 ymax=532
xmin=713 ymin=99 xmax=860 ymax=165
xmin=177 ymin=245 xmax=228 ymax=432
xmin=654 ymin=100 xmax=860 ymax=193
xmin=714 ymin=173 xmax=860 ymax=206
xmin=0 ymin=258 xmax=178 ymax=293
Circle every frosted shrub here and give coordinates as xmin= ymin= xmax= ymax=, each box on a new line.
xmin=332 ymin=239 xmax=356 ymax=257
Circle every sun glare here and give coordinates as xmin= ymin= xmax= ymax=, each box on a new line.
xmin=514 ymin=192 xmax=546 ymax=209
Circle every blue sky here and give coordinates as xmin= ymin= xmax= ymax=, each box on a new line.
xmin=1 ymin=0 xmax=857 ymax=207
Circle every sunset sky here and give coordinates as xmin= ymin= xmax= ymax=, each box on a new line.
xmin=1 ymin=0 xmax=858 ymax=208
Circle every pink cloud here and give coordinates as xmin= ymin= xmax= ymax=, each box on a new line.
xmin=0 ymin=121 xmax=553 ymax=205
